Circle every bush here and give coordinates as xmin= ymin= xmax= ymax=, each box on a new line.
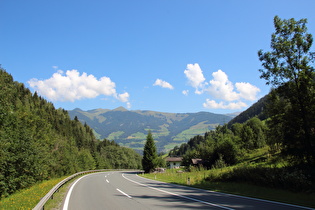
xmin=211 ymin=166 xmax=314 ymax=193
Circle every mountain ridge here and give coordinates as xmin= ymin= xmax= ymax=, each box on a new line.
xmin=68 ymin=107 xmax=234 ymax=152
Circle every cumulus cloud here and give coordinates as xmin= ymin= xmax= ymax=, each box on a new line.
xmin=117 ymin=92 xmax=130 ymax=103
xmin=184 ymin=63 xmax=261 ymax=110
xmin=235 ymin=82 xmax=261 ymax=101
xmin=153 ymin=79 xmax=174 ymax=90
xmin=28 ymin=69 xmax=130 ymax=106
xmin=207 ymin=70 xmax=240 ymax=101
xmin=184 ymin=63 xmax=206 ymax=93
xmin=203 ymin=99 xmax=247 ymax=110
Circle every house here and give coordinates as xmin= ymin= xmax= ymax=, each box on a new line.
xmin=191 ymin=158 xmax=203 ymax=167
xmin=166 ymin=157 xmax=182 ymax=169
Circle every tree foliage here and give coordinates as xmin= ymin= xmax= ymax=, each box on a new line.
xmin=142 ymin=131 xmax=158 ymax=173
xmin=170 ymin=120 xmax=267 ymax=169
xmin=0 ymin=67 xmax=141 ymax=198
xmin=258 ymin=16 xmax=315 ymax=165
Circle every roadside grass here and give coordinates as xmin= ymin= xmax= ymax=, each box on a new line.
xmin=43 ymin=175 xmax=84 ymax=210
xmin=0 ymin=176 xmax=67 ymax=210
xmin=141 ymin=148 xmax=314 ymax=208
xmin=141 ymin=168 xmax=315 ymax=208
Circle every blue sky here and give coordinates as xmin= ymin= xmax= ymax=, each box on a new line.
xmin=1 ymin=0 xmax=315 ymax=114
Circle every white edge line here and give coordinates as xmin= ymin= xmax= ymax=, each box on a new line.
xmin=134 ymin=174 xmax=315 ymax=210
xmin=63 ymin=174 xmax=89 ymax=210
xmin=117 ymin=188 xmax=132 ymax=198
xmin=122 ymin=173 xmax=233 ymax=210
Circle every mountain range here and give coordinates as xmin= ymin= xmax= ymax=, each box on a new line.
xmin=68 ymin=107 xmax=233 ymax=153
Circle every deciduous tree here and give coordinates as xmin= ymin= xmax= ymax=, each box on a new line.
xmin=258 ymin=16 xmax=315 ymax=165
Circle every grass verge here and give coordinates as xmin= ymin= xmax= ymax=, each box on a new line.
xmin=141 ymin=169 xmax=315 ymax=209
xmin=43 ymin=174 xmax=86 ymax=210
xmin=0 ymin=176 xmax=67 ymax=210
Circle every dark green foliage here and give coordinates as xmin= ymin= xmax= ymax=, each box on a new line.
xmin=169 ymin=135 xmax=204 ymax=157
xmin=99 ymin=145 xmax=142 ymax=169
xmin=258 ymin=16 xmax=315 ymax=165
xmin=210 ymin=166 xmax=315 ymax=193
xmin=0 ymin=67 xmax=141 ymax=198
xmin=170 ymin=119 xmax=267 ymax=169
xmin=142 ymin=131 xmax=158 ymax=173
xmin=227 ymin=95 xmax=268 ymax=127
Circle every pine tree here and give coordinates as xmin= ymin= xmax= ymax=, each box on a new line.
xmin=142 ymin=131 xmax=158 ymax=173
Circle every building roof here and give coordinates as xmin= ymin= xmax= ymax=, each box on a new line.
xmin=166 ymin=157 xmax=183 ymax=162
xmin=191 ymin=158 xmax=203 ymax=165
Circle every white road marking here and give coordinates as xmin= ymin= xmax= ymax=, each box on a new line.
xmin=130 ymin=174 xmax=315 ymax=210
xmin=122 ymin=173 xmax=234 ymax=210
xmin=117 ymin=188 xmax=132 ymax=199
xmin=106 ymin=179 xmax=109 ymax=183
xmin=63 ymin=174 xmax=89 ymax=210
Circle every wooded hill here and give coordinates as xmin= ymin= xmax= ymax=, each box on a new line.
xmin=68 ymin=108 xmax=232 ymax=153
xmin=227 ymin=94 xmax=268 ymax=127
xmin=0 ymin=67 xmax=142 ymax=198
xmin=168 ymin=15 xmax=315 ymax=195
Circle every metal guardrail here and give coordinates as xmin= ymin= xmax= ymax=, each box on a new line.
xmin=33 ymin=169 xmax=109 ymax=210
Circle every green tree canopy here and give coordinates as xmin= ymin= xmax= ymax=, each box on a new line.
xmin=142 ymin=131 xmax=158 ymax=173
xmin=0 ymin=67 xmax=142 ymax=197
xmin=258 ymin=16 xmax=315 ymax=165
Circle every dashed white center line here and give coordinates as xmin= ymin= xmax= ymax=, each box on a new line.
xmin=117 ymin=188 xmax=132 ymax=199
xmin=106 ymin=179 xmax=109 ymax=183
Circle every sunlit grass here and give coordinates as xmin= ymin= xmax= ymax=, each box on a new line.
xmin=141 ymin=148 xmax=314 ymax=208
xmin=141 ymin=167 xmax=315 ymax=208
xmin=0 ymin=176 xmax=67 ymax=210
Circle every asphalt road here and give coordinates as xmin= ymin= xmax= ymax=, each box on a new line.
xmin=63 ymin=171 xmax=313 ymax=210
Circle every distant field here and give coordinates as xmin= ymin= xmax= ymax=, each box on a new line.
xmin=107 ymin=131 xmax=125 ymax=140
xmin=68 ymin=108 xmax=232 ymax=153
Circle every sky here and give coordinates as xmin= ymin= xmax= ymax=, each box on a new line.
xmin=1 ymin=0 xmax=315 ymax=114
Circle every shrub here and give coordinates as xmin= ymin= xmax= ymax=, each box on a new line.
xmin=211 ymin=166 xmax=314 ymax=193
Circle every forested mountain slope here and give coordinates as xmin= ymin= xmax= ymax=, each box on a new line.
xmin=0 ymin=68 xmax=141 ymax=198
xmin=227 ymin=94 xmax=268 ymax=127
xmin=68 ymin=108 xmax=232 ymax=152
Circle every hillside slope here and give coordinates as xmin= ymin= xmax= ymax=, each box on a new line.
xmin=68 ymin=108 xmax=232 ymax=152
xmin=0 ymin=68 xmax=142 ymax=197
xmin=227 ymin=94 xmax=269 ymax=127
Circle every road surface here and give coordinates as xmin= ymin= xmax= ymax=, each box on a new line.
xmin=63 ymin=171 xmax=313 ymax=210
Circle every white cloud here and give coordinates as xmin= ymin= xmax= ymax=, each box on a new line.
xmin=126 ymin=102 xmax=131 ymax=109
xmin=182 ymin=90 xmax=189 ymax=96
xmin=184 ymin=64 xmax=261 ymax=110
xmin=117 ymin=92 xmax=130 ymax=102
xmin=235 ymin=82 xmax=260 ymax=101
xmin=184 ymin=63 xmax=206 ymax=93
xmin=153 ymin=79 xmax=174 ymax=90
xmin=28 ymin=69 xmax=130 ymax=106
xmin=203 ymin=99 xmax=247 ymax=110
xmin=207 ymin=70 xmax=239 ymax=101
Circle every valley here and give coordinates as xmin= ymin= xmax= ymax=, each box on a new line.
xmin=68 ymin=107 xmax=233 ymax=153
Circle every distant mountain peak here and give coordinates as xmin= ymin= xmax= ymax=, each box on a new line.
xmin=68 ymin=107 xmax=233 ymax=153
xmin=113 ymin=106 xmax=128 ymax=111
